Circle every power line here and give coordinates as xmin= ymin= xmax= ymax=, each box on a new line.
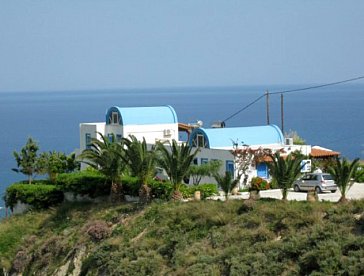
xmin=223 ymin=94 xmax=265 ymax=122
xmin=270 ymin=75 xmax=364 ymax=95
xmin=223 ymin=75 xmax=364 ymax=123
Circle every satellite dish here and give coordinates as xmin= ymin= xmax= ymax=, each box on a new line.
xmin=188 ymin=120 xmax=204 ymax=128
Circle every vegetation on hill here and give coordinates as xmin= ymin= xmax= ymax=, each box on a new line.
xmin=3 ymin=134 xmax=363 ymax=275
xmin=2 ymin=199 xmax=364 ymax=275
xmin=12 ymin=137 xmax=80 ymax=184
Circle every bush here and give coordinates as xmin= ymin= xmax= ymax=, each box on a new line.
xmin=56 ymin=171 xmax=176 ymax=200
xmin=179 ymin=183 xmax=218 ymax=199
xmin=142 ymin=181 xmax=217 ymax=200
xmin=4 ymin=184 xmax=64 ymax=210
xmin=197 ymin=183 xmax=219 ymax=198
xmin=355 ymin=165 xmax=364 ymax=183
xmin=84 ymin=220 xmax=111 ymax=242
xmin=17 ymin=179 xmax=54 ymax=185
xmin=149 ymin=180 xmax=173 ymax=200
xmin=249 ymin=177 xmax=270 ymax=191
xmin=122 ymin=176 xmax=142 ymax=197
xmin=122 ymin=176 xmax=175 ymax=200
xmin=55 ymin=171 xmax=217 ymax=201
xmin=56 ymin=171 xmax=109 ymax=198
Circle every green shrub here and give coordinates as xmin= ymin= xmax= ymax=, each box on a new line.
xmin=149 ymin=183 xmax=219 ymax=200
xmin=17 ymin=179 xmax=54 ymax=185
xmin=149 ymin=180 xmax=173 ymax=200
xmin=180 ymin=184 xmax=194 ymax=198
xmin=355 ymin=165 xmax=364 ymax=183
xmin=122 ymin=176 xmax=141 ymax=197
xmin=55 ymin=171 xmax=177 ymax=200
xmin=56 ymin=171 xmax=109 ymax=198
xmin=180 ymin=183 xmax=218 ymax=199
xmin=4 ymin=184 xmax=64 ymax=210
xmin=197 ymin=183 xmax=218 ymax=198
xmin=55 ymin=171 xmax=217 ymax=201
xmin=122 ymin=177 xmax=175 ymax=200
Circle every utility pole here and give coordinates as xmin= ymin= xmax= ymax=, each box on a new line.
xmin=281 ymin=93 xmax=284 ymax=133
xmin=265 ymin=90 xmax=270 ymax=125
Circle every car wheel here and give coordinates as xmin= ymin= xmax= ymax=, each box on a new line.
xmin=315 ymin=186 xmax=322 ymax=194
xmin=331 ymin=190 xmax=336 ymax=193
xmin=294 ymin=185 xmax=300 ymax=192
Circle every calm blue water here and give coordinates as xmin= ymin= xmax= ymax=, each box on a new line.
xmin=1 ymin=84 xmax=363 ymax=215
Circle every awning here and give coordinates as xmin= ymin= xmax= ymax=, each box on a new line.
xmin=310 ymin=146 xmax=340 ymax=158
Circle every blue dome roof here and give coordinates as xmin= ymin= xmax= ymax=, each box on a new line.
xmin=188 ymin=125 xmax=284 ymax=148
xmin=106 ymin=105 xmax=178 ymax=125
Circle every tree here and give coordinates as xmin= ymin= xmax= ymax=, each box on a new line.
xmin=12 ymin=137 xmax=40 ymax=184
xmin=37 ymin=151 xmax=68 ymax=183
xmin=213 ymin=172 xmax=240 ymax=201
xmin=156 ymin=140 xmax=198 ymax=200
xmin=78 ymin=133 xmax=125 ymax=202
xmin=233 ymin=145 xmax=273 ymax=187
xmin=37 ymin=151 xmax=79 ymax=183
xmin=268 ymin=152 xmax=304 ymax=201
xmin=189 ymin=160 xmax=222 ymax=185
xmin=122 ymin=135 xmax=156 ymax=203
xmin=328 ymin=157 xmax=360 ymax=202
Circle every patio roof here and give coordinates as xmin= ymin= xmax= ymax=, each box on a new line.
xmin=310 ymin=146 xmax=340 ymax=158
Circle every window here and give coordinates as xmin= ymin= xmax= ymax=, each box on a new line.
xmin=201 ymin=158 xmax=208 ymax=165
xmin=85 ymin=133 xmax=92 ymax=149
xmin=116 ymin=134 xmax=122 ymax=142
xmin=226 ymin=160 xmax=234 ymax=176
xmin=323 ymin=174 xmax=333 ymax=181
xmin=107 ymin=133 xmax=114 ymax=142
xmin=193 ymin=158 xmax=198 ymax=165
xmin=112 ymin=112 xmax=119 ymax=124
xmin=197 ymin=134 xmax=204 ymax=147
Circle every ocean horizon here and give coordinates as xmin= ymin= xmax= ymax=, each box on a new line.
xmin=1 ymin=84 xmax=363 ymax=214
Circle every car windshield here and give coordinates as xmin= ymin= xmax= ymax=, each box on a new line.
xmin=323 ymin=174 xmax=334 ymax=180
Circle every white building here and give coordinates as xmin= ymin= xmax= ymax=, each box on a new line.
xmin=185 ymin=125 xmax=311 ymax=186
xmin=80 ymin=105 xmax=179 ymax=151
xmin=79 ymin=105 xmax=311 ymax=187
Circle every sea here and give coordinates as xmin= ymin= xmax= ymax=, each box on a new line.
xmin=1 ymin=84 xmax=363 ymax=216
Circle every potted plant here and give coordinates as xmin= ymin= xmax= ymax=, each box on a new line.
xmin=249 ymin=177 xmax=270 ymax=200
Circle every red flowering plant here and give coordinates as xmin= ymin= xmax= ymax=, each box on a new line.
xmin=249 ymin=177 xmax=270 ymax=191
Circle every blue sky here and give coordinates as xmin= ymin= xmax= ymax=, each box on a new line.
xmin=1 ymin=0 xmax=363 ymax=92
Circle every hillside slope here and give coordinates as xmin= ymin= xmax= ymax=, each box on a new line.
xmin=1 ymin=199 xmax=364 ymax=275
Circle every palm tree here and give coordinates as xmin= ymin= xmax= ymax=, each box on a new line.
xmin=156 ymin=139 xmax=198 ymax=200
xmin=123 ymin=135 xmax=156 ymax=203
xmin=214 ymin=172 xmax=239 ymax=201
xmin=328 ymin=157 xmax=360 ymax=203
xmin=268 ymin=152 xmax=304 ymax=201
xmin=78 ymin=133 xmax=125 ymax=202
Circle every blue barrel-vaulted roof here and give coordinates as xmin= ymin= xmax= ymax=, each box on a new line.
xmin=105 ymin=105 xmax=178 ymax=125
xmin=188 ymin=125 xmax=284 ymax=148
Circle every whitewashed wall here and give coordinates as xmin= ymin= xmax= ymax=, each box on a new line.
xmin=123 ymin=123 xmax=179 ymax=144
xmin=79 ymin=123 xmax=106 ymax=151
